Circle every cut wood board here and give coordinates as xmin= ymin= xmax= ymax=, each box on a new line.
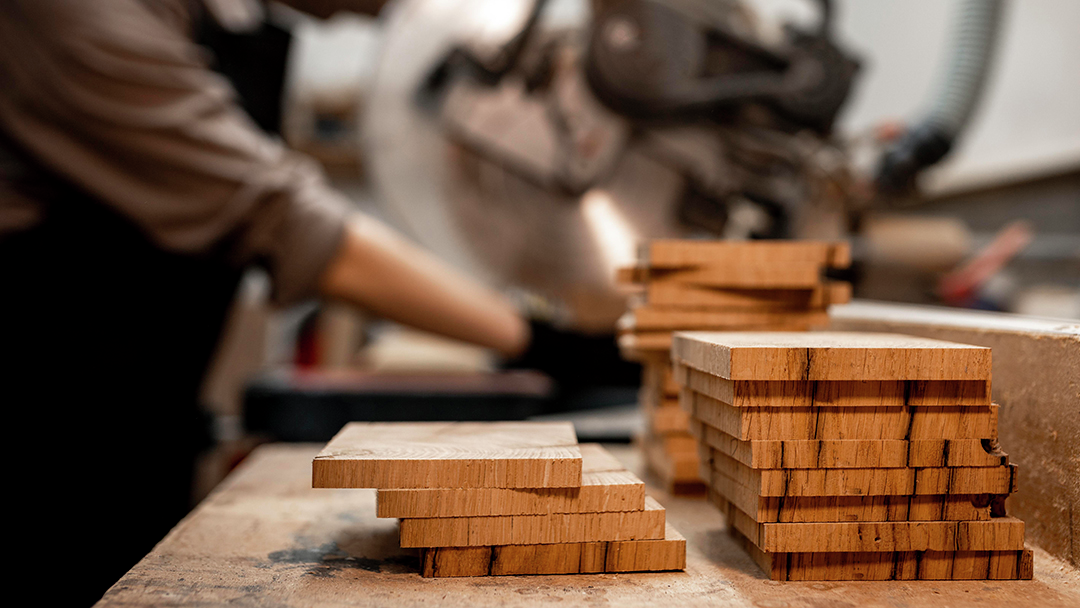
xmin=376 ymin=444 xmax=644 ymax=518
xmin=671 ymin=332 xmax=992 ymax=381
xmin=649 ymin=403 xmax=691 ymax=434
xmin=704 ymin=449 xmax=1018 ymax=497
xmin=621 ymin=307 xmax=831 ymax=332
xmin=645 ymin=240 xmax=851 ymax=271
xmin=706 ymin=467 xmax=1002 ymax=523
xmin=686 ymin=391 xmax=999 ymax=441
xmin=713 ymin=478 xmax=997 ymax=523
xmin=644 ymin=440 xmax=705 ymax=494
xmin=674 ymin=363 xmax=992 ymax=407
xmin=398 ymin=497 xmax=667 ymax=548
xmin=727 ymin=524 xmax=1033 ymax=581
xmin=716 ymin=496 xmax=1025 ymax=552
xmin=642 ymin=362 xmax=680 ymax=398
xmin=689 ymin=419 xmax=1009 ymax=469
xmin=312 ymin=422 xmax=581 ymax=489
xmin=420 ymin=523 xmax=686 ymax=577
xmin=646 ymin=282 xmax=848 ymax=310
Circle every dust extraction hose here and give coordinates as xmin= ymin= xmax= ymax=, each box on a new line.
xmin=875 ymin=0 xmax=1006 ymax=194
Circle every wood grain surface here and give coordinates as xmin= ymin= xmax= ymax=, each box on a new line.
xmin=714 ymin=493 xmax=1026 ymax=553
xmin=674 ymin=363 xmax=992 ymax=407
xmin=96 ymin=444 xmax=1078 ymax=607
xmin=728 ymin=523 xmax=1034 ymax=581
xmin=703 ymin=448 xmax=1017 ymax=497
xmin=312 ymin=422 xmax=582 ymax=489
xmin=672 ymin=332 xmax=993 ymax=381
xmin=397 ymin=497 xmax=666 ymax=548
xmin=376 ymin=444 xmax=644 ymax=518
xmin=645 ymin=282 xmax=848 ymax=310
xmin=689 ymin=419 xmax=1009 ymax=469
xmin=685 ymin=391 xmax=999 ymax=441
xmin=645 ymin=240 xmax=850 ymax=271
xmin=419 ymin=523 xmax=686 ymax=577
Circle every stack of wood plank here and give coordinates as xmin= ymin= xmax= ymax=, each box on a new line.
xmin=312 ymin=421 xmax=686 ymax=577
xmin=616 ymin=240 xmax=852 ymax=494
xmin=671 ymin=331 xmax=1033 ymax=581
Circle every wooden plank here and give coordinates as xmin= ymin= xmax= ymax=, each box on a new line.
xmin=672 ymin=331 xmax=993 ymax=381
xmin=673 ymin=363 xmax=991 ymax=407
xmin=622 ymin=307 xmax=831 ymax=332
xmin=704 ymin=449 xmax=1017 ymax=497
xmin=376 ymin=444 xmax=645 ymax=518
xmin=728 ymin=523 xmax=1033 ymax=580
xmin=687 ymin=391 xmax=999 ymax=441
xmin=419 ymin=523 xmax=686 ymax=577
xmin=615 ymin=265 xmax=647 ymax=285
xmin=650 ymin=263 xmax=826 ymax=289
xmin=641 ymin=362 xmax=680 ymax=398
xmin=644 ymin=439 xmax=705 ymax=495
xmin=706 ymin=465 xmax=998 ymax=523
xmin=646 ymin=281 xmax=849 ymax=310
xmin=717 ymin=495 xmax=1025 ymax=552
xmin=312 ymin=422 xmax=581 ymax=489
xmin=645 ymin=240 xmax=851 ymax=271
xmin=689 ymin=419 xmax=1008 ymax=469
xmin=650 ymin=403 xmax=691 ymax=434
xmin=398 ymin=497 xmax=666 ymax=548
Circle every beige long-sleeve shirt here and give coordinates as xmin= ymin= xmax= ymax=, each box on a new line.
xmin=0 ymin=0 xmax=351 ymax=304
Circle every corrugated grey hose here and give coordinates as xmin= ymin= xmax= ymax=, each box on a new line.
xmin=875 ymin=0 xmax=1006 ymax=194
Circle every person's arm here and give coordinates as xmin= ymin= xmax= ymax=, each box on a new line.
xmin=0 ymin=0 xmax=528 ymax=356
xmin=319 ymin=217 xmax=529 ymax=357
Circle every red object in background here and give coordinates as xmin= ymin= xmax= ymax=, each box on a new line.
xmin=295 ymin=311 xmax=321 ymax=369
xmin=936 ymin=219 xmax=1034 ymax=306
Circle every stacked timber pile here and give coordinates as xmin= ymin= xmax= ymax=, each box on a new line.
xmin=312 ymin=421 xmax=686 ymax=577
xmin=671 ymin=331 xmax=1033 ymax=581
xmin=616 ymin=240 xmax=852 ymax=494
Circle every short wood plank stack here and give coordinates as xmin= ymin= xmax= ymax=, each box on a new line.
xmin=312 ymin=421 xmax=686 ymax=577
xmin=616 ymin=240 xmax=852 ymax=494
xmin=671 ymin=331 xmax=1033 ymax=581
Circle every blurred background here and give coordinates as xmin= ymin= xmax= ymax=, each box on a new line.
xmin=75 ymin=0 xmax=1076 ymax=498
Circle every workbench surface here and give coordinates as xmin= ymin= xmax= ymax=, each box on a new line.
xmin=98 ymin=444 xmax=1079 ymax=607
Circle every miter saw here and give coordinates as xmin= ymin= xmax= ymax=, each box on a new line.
xmin=365 ymin=0 xmax=861 ymax=335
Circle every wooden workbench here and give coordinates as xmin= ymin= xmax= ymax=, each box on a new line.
xmin=98 ymin=444 xmax=1079 ymax=607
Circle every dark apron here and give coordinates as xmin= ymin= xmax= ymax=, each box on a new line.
xmin=0 ymin=8 xmax=291 ymax=604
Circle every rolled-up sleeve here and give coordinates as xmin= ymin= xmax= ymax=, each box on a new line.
xmin=0 ymin=0 xmax=350 ymax=304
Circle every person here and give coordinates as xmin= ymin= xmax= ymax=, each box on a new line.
xmin=0 ymin=1 xmax=529 ymax=603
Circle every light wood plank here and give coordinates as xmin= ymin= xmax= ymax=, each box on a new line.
xmin=716 ymin=495 xmax=1025 ymax=552
xmin=376 ymin=444 xmax=645 ymax=518
xmin=645 ymin=240 xmax=850 ymax=271
xmin=312 ymin=422 xmax=581 ymax=489
xmin=704 ymin=448 xmax=1017 ymax=497
xmin=646 ymin=281 xmax=848 ymax=310
xmin=728 ymin=524 xmax=1033 ymax=580
xmin=687 ymin=391 xmax=999 ymax=441
xmin=622 ymin=307 xmax=830 ymax=332
xmin=672 ymin=332 xmax=992 ymax=381
xmin=419 ymin=523 xmax=686 ymax=577
xmin=673 ymin=362 xmax=991 ymax=407
xmin=398 ymin=497 xmax=667 ymax=548
xmin=689 ymin=419 xmax=1009 ymax=469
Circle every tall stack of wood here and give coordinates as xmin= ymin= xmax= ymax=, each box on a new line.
xmin=672 ymin=331 xmax=1033 ymax=581
xmin=312 ymin=421 xmax=686 ymax=577
xmin=616 ymin=240 xmax=852 ymax=494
